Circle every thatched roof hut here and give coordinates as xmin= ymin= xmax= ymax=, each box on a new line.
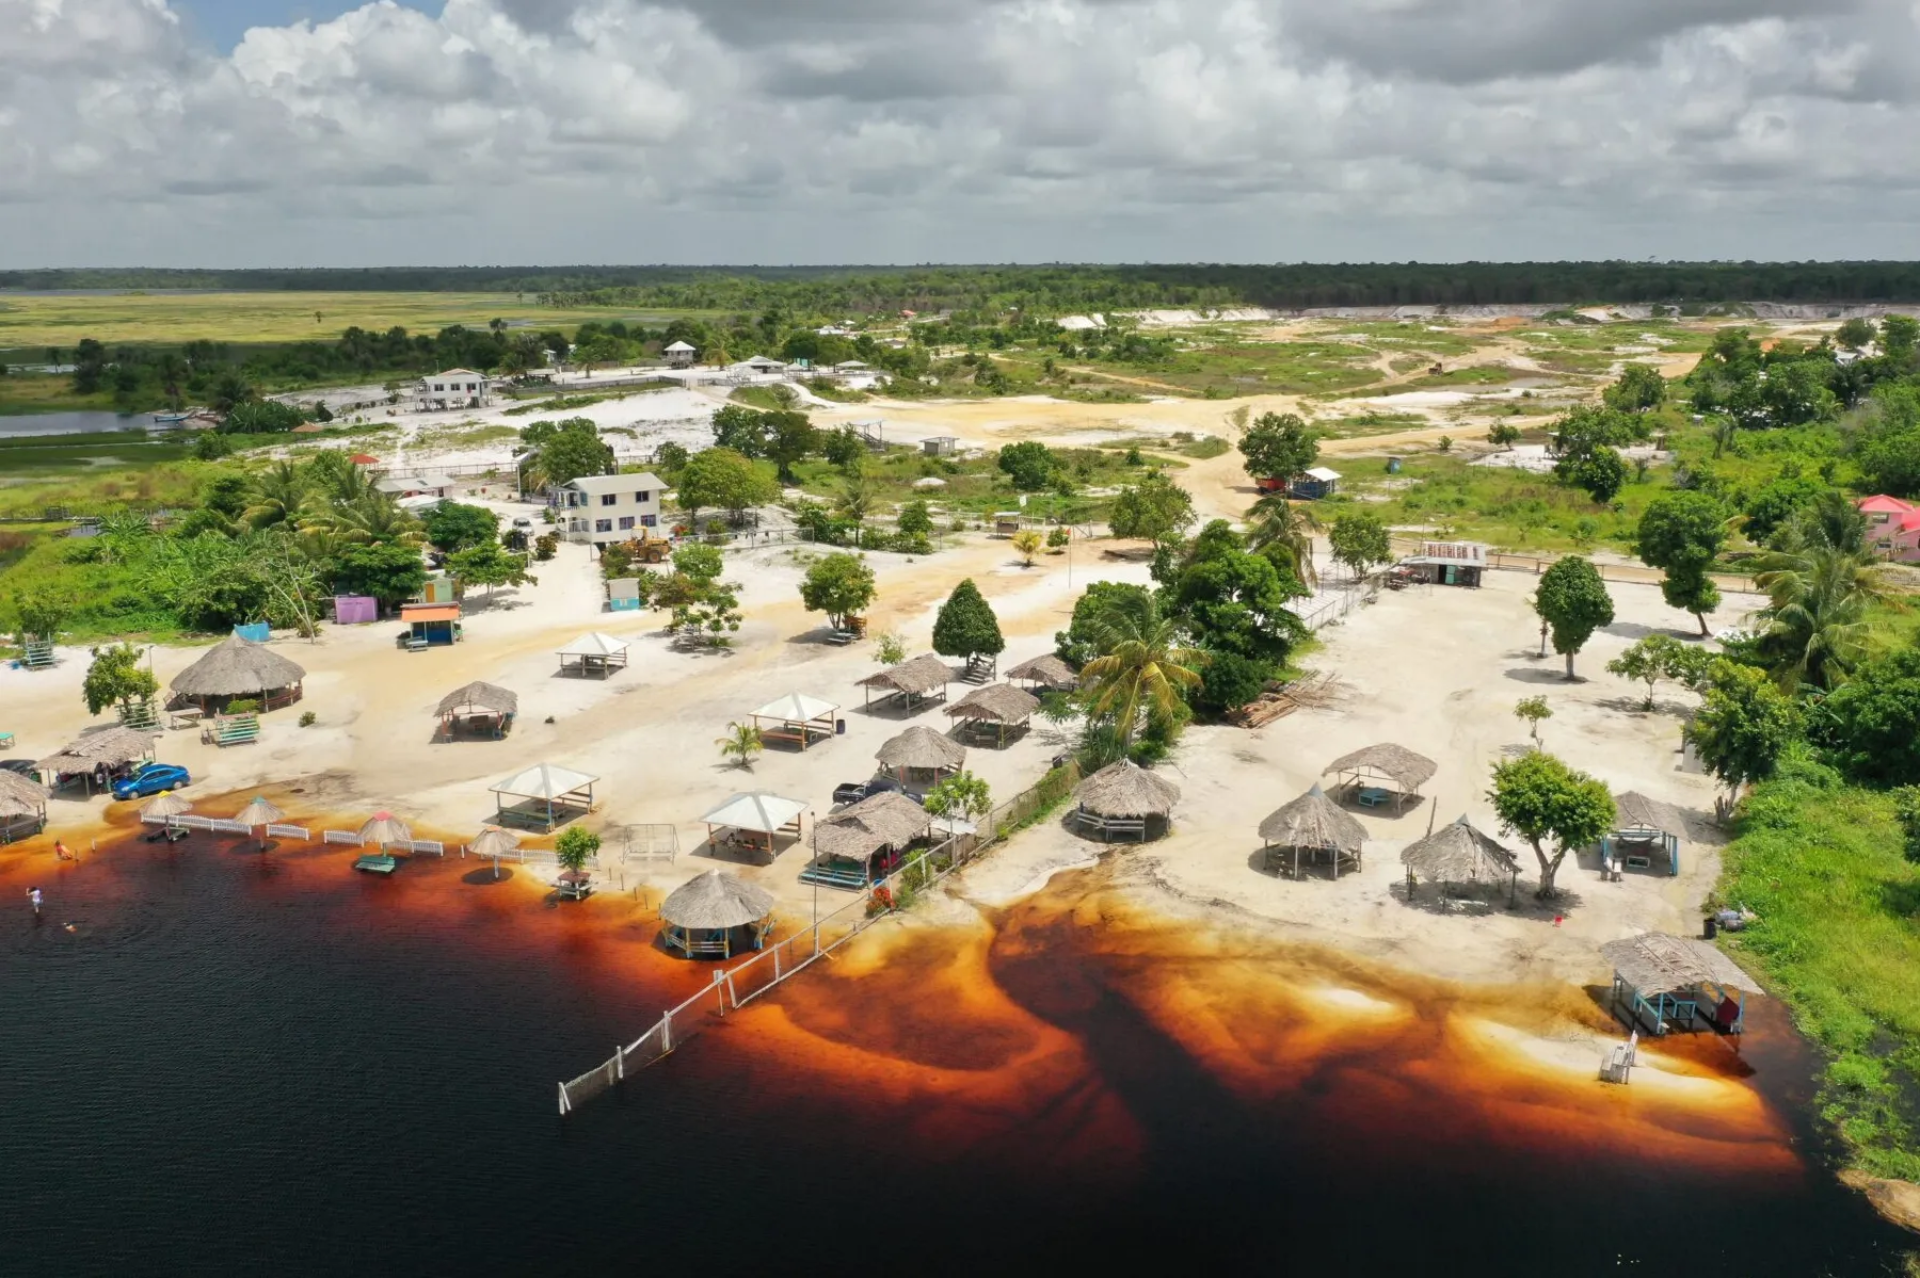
xmin=1070 ymin=761 xmax=1178 ymax=842
xmin=1324 ymin=742 xmax=1437 ymax=811
xmin=0 ymin=770 xmax=48 ymax=837
xmin=1605 ymin=791 xmax=1690 ymax=877
xmin=1259 ymin=783 xmax=1367 ymax=879
xmin=660 ymin=870 xmax=777 ymax=958
xmin=1602 ymin=932 xmax=1764 ymax=1035
xmin=1007 ymin=653 xmax=1077 ymax=691
xmin=1613 ymin=791 xmax=1689 ymax=839
xmin=946 ymin=683 xmax=1040 ymax=746
xmin=857 ymin=653 xmax=953 ymax=711
xmin=437 ymin=681 xmax=518 ymax=718
xmin=812 ymin=790 xmax=931 ymax=865
xmin=875 ymin=726 xmax=966 ymax=778
xmin=37 ymin=726 xmax=160 ymax=791
xmin=1400 ymin=815 xmax=1520 ymax=901
xmin=170 ymin=635 xmax=306 ymax=709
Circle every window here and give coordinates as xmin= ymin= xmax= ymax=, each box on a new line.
xmin=634 ymin=491 xmax=650 ymax=503
xmin=432 ymin=383 xmax=444 ymax=392
xmin=640 ymin=515 xmax=657 ymax=528
xmin=600 ymin=494 xmax=617 ymax=507
xmin=594 ymin=519 xmax=613 ymax=533
xmin=618 ymin=517 xmax=635 ymax=531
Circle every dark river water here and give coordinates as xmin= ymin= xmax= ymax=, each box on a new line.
xmin=0 ymin=411 xmax=149 ymax=437
xmin=0 ymin=828 xmax=1909 ymax=1277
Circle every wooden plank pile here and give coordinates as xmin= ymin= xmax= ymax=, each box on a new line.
xmin=1230 ymin=673 xmax=1336 ymax=730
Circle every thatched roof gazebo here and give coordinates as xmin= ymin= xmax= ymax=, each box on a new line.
xmin=170 ymin=635 xmax=307 ymax=712
xmin=0 ymin=769 xmax=48 ymax=843
xmin=436 ymin=682 xmax=517 ymax=740
xmin=1007 ymin=653 xmax=1077 ymax=692
xmin=660 ymin=870 xmax=776 ymax=959
xmin=1606 ymin=791 xmax=1690 ymax=878
xmin=874 ymin=726 xmax=965 ymax=786
xmin=1602 ymin=932 xmax=1764 ymax=1036
xmin=946 ymin=683 xmax=1040 ymax=747
xmin=1071 ymin=760 xmax=1179 ymax=843
xmin=1324 ymin=743 xmax=1437 ymax=812
xmin=857 ymin=653 xmax=952 ymax=714
xmin=1400 ymin=815 xmax=1520 ymax=904
xmin=1259 ymin=783 xmax=1368 ymax=879
xmin=37 ymin=726 xmax=161 ymax=794
xmin=803 ymin=791 xmax=932 ymax=889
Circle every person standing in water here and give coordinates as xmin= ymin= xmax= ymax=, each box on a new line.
xmin=27 ymin=886 xmax=43 ymax=916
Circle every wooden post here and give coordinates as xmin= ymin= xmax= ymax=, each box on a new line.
xmin=661 ymin=1012 xmax=673 ymax=1053
xmin=558 ymin=1082 xmax=570 ymax=1116
xmin=615 ymin=1044 xmax=624 ymax=1081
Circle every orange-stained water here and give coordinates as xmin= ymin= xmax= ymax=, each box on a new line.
xmin=0 ymin=816 xmax=1910 ymax=1276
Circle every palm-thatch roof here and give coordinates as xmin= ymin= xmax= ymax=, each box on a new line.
xmin=1400 ymin=815 xmax=1519 ymax=882
xmin=1007 ymin=653 xmax=1077 ymax=690
xmin=813 ymin=791 xmax=931 ymax=863
xmin=1259 ymin=783 xmax=1367 ymax=851
xmin=1324 ymin=743 xmax=1437 ymax=793
xmin=1613 ymin=791 xmax=1690 ymax=838
xmin=468 ymin=827 xmax=521 ymax=858
xmin=858 ymin=653 xmax=952 ymax=696
xmin=436 ymin=681 xmax=518 ymax=717
xmin=1075 ymin=760 xmax=1181 ymax=819
xmin=359 ymin=811 xmax=413 ymax=845
xmin=1600 ymin=933 xmax=1764 ymax=996
xmin=140 ymin=792 xmax=194 ymax=819
xmin=170 ymin=635 xmax=307 ymax=699
xmin=0 ymin=770 xmax=47 ymax=819
xmin=947 ymin=683 xmax=1040 ymax=726
xmin=875 ymin=726 xmax=966 ymax=773
xmin=233 ymin=796 xmax=285 ymax=827
xmin=37 ymin=726 xmax=160 ymax=776
xmin=660 ymin=870 xmax=775 ymax=930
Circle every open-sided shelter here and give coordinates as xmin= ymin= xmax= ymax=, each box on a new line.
xmin=1396 ymin=540 xmax=1486 ymax=588
xmin=436 ymin=681 xmax=518 ymax=740
xmin=802 ymin=791 xmax=931 ymax=890
xmin=37 ymin=726 xmax=160 ymax=794
xmin=1007 ymin=653 xmax=1078 ymax=692
xmin=1324 ymin=743 xmax=1437 ymax=812
xmin=1602 ymin=933 xmax=1762 ymax=1036
xmin=0 ymin=769 xmax=49 ymax=843
xmin=1604 ymin=792 xmax=1687 ymax=877
xmin=874 ymin=726 xmax=965 ymax=788
xmin=557 ymin=632 xmax=630 ymax=678
xmin=1259 ymin=783 xmax=1368 ymax=879
xmin=170 ymin=634 xmax=306 ymax=712
xmin=660 ymin=870 xmax=775 ymax=959
xmin=1072 ymin=760 xmax=1180 ymax=843
xmin=490 ymin=762 xmax=598 ymax=831
xmin=947 ymin=683 xmax=1040 ymax=747
xmin=857 ymin=653 xmax=952 ymax=714
xmin=701 ymin=793 xmax=808 ymax=859
xmin=1400 ymin=814 xmax=1520 ymax=904
xmin=749 ymin=693 xmax=840 ymax=751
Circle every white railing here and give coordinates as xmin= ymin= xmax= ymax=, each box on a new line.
xmin=322 ymin=830 xmax=364 ymax=847
xmin=265 ymin=824 xmax=311 ymax=841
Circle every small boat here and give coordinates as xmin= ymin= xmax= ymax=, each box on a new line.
xmin=353 ymin=853 xmax=399 ymax=875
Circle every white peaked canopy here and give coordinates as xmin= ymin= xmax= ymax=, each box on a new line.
xmin=493 ymin=762 xmax=599 ymax=800
xmin=702 ymin=793 xmax=808 ymax=834
xmin=753 ymin=692 xmax=839 ymax=723
xmin=560 ymin=632 xmax=630 ymax=658
xmin=664 ymin=341 xmax=697 ymax=353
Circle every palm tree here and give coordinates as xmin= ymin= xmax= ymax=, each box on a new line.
xmin=837 ymin=472 xmax=874 ymax=525
xmin=1751 ymin=543 xmax=1880 ymax=689
xmin=1244 ymin=492 xmax=1322 ymax=588
xmin=312 ymin=493 xmax=425 ymax=547
xmin=715 ymin=722 xmax=763 ymax=770
xmin=1079 ymin=592 xmax=1207 ymax=747
xmin=304 ymin=450 xmax=372 ymax=504
xmin=244 ymin=461 xmax=307 ymax=531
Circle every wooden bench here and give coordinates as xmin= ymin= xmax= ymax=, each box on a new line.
xmin=799 ymin=863 xmax=870 ymax=891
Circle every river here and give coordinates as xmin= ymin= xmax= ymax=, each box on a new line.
xmin=0 ymin=411 xmax=155 ymax=437
xmin=0 ymin=827 xmax=1908 ymax=1277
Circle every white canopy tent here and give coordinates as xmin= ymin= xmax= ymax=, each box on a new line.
xmin=750 ymin=692 xmax=841 ymax=750
xmin=701 ymin=792 xmax=809 ymax=858
xmin=557 ymin=632 xmax=631 ymax=678
xmin=490 ymin=761 xmax=599 ymax=830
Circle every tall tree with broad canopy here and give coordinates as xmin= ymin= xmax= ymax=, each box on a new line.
xmin=1533 ymin=556 xmax=1615 ymax=679
xmin=1685 ymin=659 xmax=1802 ymax=811
xmin=1162 ymin=521 xmax=1306 ymax=668
xmin=798 ymin=552 xmax=876 ymax=630
xmin=82 ymin=642 xmax=159 ymax=717
xmin=333 ymin=542 xmax=428 ymax=612
xmin=1635 ymin=492 xmax=1726 ymax=635
xmin=1237 ymin=411 xmax=1319 ymax=482
xmin=1488 ymin=751 xmax=1615 ymax=899
xmin=932 ymin=578 xmax=1005 ymax=671
xmin=1328 ymin=512 xmax=1392 ymax=581
xmin=423 ymin=502 xmax=500 ymax=554
xmin=676 ymin=447 xmax=777 ymax=527
xmin=1603 ymin=363 xmax=1667 ymax=413
xmin=1108 ymin=472 xmax=1196 ymax=545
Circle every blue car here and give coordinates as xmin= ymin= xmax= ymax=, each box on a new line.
xmin=112 ymin=763 xmax=192 ymax=801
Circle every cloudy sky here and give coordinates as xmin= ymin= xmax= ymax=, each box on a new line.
xmin=4 ymin=0 xmax=1918 ymax=267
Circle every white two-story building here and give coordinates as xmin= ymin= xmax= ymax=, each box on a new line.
xmin=415 ymin=369 xmax=491 ymax=412
xmin=555 ymin=473 xmax=669 ymax=548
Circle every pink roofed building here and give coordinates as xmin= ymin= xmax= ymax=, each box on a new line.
xmin=1857 ymin=495 xmax=1920 ymax=563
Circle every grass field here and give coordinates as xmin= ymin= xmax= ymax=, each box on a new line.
xmin=0 ymin=372 xmax=119 ymax=415
xmin=0 ymin=290 xmax=694 ymax=348
xmin=0 ymin=430 xmax=193 ymax=478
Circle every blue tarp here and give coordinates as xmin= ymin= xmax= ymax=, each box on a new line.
xmin=233 ymin=623 xmax=272 ymax=643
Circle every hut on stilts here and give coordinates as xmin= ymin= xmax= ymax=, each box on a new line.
xmin=660 ymin=870 xmax=776 ymax=959
xmin=1259 ymin=784 xmax=1367 ymax=879
xmin=1399 ymin=815 xmax=1521 ymax=906
xmin=1070 ymin=760 xmax=1180 ymax=843
xmin=946 ymin=683 xmax=1040 ymax=747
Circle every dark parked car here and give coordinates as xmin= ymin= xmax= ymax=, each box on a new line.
xmin=831 ymin=776 xmax=921 ymax=807
xmin=111 ymin=763 xmax=192 ymax=801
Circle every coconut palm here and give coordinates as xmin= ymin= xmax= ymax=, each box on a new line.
xmin=1079 ymin=591 xmax=1207 ymax=746
xmin=1245 ymin=492 xmax=1321 ymax=588
xmin=244 ymin=461 xmax=308 ymax=531
xmin=715 ymin=722 xmax=764 ymax=770
xmin=304 ymin=450 xmax=373 ymax=504
xmin=1752 ymin=544 xmax=1879 ymax=689
xmin=312 ymin=493 xmax=425 ymax=547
